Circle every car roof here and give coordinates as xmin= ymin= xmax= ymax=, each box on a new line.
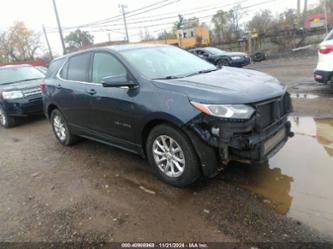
xmin=0 ymin=64 xmax=31 ymax=70
xmin=53 ymin=43 xmax=171 ymax=61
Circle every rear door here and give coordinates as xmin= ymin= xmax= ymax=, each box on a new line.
xmin=56 ymin=52 xmax=93 ymax=129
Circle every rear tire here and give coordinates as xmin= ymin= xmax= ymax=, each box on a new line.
xmin=50 ymin=109 xmax=78 ymax=146
xmin=0 ymin=107 xmax=16 ymax=128
xmin=146 ymin=124 xmax=201 ymax=187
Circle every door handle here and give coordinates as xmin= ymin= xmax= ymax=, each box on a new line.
xmin=87 ymin=89 xmax=96 ymax=95
xmin=56 ymin=84 xmax=62 ymax=89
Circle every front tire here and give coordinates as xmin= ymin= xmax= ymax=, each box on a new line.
xmin=217 ymin=59 xmax=229 ymax=68
xmin=0 ymin=107 xmax=16 ymax=128
xmin=50 ymin=109 xmax=78 ymax=146
xmin=146 ymin=124 xmax=201 ymax=187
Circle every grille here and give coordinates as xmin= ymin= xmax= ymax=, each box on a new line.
xmin=255 ymin=93 xmax=291 ymax=130
xmin=23 ymin=87 xmax=42 ymax=97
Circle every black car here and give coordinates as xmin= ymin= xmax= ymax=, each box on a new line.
xmin=0 ymin=65 xmax=45 ymax=128
xmin=42 ymin=44 xmax=292 ymax=187
xmin=189 ymin=47 xmax=251 ymax=68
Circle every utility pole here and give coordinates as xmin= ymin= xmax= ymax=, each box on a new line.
xmin=297 ymin=0 xmax=301 ymax=25
xmin=303 ymin=0 xmax=308 ymax=30
xmin=52 ymin=0 xmax=66 ymax=54
xmin=42 ymin=25 xmax=53 ymax=60
xmin=324 ymin=0 xmax=329 ymax=34
xmin=119 ymin=4 xmax=129 ymax=43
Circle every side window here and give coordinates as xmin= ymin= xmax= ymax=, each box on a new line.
xmin=92 ymin=52 xmax=127 ymax=83
xmin=60 ymin=62 xmax=68 ymax=79
xmin=46 ymin=58 xmax=65 ymax=78
xmin=67 ymin=53 xmax=91 ymax=82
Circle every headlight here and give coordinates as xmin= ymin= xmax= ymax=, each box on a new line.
xmin=2 ymin=90 xmax=24 ymax=100
xmin=191 ymin=101 xmax=255 ymax=119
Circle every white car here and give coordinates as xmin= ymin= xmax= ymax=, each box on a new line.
xmin=314 ymin=29 xmax=333 ymax=84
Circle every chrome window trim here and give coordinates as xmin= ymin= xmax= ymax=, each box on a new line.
xmin=56 ymin=55 xmax=101 ymax=86
xmin=55 ymin=51 xmax=135 ymax=89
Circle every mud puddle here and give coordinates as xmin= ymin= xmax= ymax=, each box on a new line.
xmin=223 ymin=117 xmax=333 ymax=238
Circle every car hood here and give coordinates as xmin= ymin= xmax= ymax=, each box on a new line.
xmin=153 ymin=67 xmax=285 ymax=104
xmin=0 ymin=79 xmax=42 ymax=91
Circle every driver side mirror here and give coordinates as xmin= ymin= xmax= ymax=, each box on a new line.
xmin=102 ymin=74 xmax=137 ymax=88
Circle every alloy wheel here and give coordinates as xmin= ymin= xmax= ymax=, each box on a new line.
xmin=53 ymin=115 xmax=67 ymax=141
xmin=0 ymin=108 xmax=7 ymax=126
xmin=152 ymin=135 xmax=185 ymax=178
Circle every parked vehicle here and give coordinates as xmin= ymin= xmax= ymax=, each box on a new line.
xmin=314 ymin=29 xmax=333 ymax=84
xmin=42 ymin=44 xmax=293 ymax=187
xmin=189 ymin=47 xmax=251 ymax=68
xmin=35 ymin=66 xmax=48 ymax=75
xmin=0 ymin=65 xmax=45 ymax=128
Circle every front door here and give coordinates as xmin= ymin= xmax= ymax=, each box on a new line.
xmin=87 ymin=52 xmax=140 ymax=143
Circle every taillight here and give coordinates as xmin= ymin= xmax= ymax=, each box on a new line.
xmin=39 ymin=83 xmax=46 ymax=94
xmin=319 ymin=44 xmax=333 ymax=54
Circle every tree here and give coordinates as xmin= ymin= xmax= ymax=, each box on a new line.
xmin=247 ymin=10 xmax=275 ymax=35
xmin=211 ymin=10 xmax=228 ymax=43
xmin=211 ymin=5 xmax=245 ymax=43
xmin=0 ymin=22 xmax=41 ymax=63
xmin=183 ymin=17 xmax=200 ymax=29
xmin=270 ymin=9 xmax=304 ymax=50
xmin=64 ymin=29 xmax=94 ymax=50
xmin=173 ymin=15 xmax=185 ymax=31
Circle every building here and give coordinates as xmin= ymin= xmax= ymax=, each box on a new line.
xmin=305 ymin=13 xmax=333 ymax=30
xmin=141 ymin=25 xmax=210 ymax=48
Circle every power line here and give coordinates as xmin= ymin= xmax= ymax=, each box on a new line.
xmin=50 ymin=0 xmax=179 ymax=32
xmin=88 ymin=0 xmax=245 ymax=28
xmin=46 ymin=0 xmax=288 ymax=36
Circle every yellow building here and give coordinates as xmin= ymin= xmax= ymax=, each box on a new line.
xmin=141 ymin=25 xmax=210 ymax=48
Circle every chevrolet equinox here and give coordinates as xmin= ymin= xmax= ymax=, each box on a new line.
xmin=42 ymin=44 xmax=293 ymax=187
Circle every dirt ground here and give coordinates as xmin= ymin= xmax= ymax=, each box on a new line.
xmin=1 ymin=56 xmax=333 ymax=243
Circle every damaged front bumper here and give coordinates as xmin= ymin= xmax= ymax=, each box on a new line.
xmin=188 ymin=113 xmax=293 ymax=164
xmin=184 ymin=94 xmax=293 ymax=177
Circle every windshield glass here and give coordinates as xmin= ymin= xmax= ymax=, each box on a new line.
xmin=325 ymin=29 xmax=333 ymax=41
xmin=120 ymin=46 xmax=216 ymax=79
xmin=203 ymin=47 xmax=226 ymax=55
xmin=0 ymin=66 xmax=45 ymax=85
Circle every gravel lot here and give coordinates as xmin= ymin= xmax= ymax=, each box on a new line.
xmin=1 ymin=56 xmax=333 ymax=243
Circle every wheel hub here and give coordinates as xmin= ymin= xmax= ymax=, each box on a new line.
xmin=53 ymin=115 xmax=66 ymax=141
xmin=0 ymin=109 xmax=6 ymax=126
xmin=152 ymin=135 xmax=185 ymax=178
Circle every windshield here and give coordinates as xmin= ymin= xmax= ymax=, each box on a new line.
xmin=203 ymin=47 xmax=226 ymax=55
xmin=120 ymin=46 xmax=216 ymax=79
xmin=0 ymin=66 xmax=45 ymax=85
xmin=325 ymin=29 xmax=333 ymax=41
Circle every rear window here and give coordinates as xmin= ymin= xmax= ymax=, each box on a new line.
xmin=0 ymin=66 xmax=45 ymax=85
xmin=325 ymin=29 xmax=333 ymax=41
xmin=67 ymin=53 xmax=91 ymax=82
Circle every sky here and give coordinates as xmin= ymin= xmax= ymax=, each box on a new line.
xmin=0 ymin=0 xmax=321 ymax=56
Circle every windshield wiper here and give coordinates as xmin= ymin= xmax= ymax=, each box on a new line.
xmin=153 ymin=75 xmax=183 ymax=80
xmin=185 ymin=68 xmax=218 ymax=77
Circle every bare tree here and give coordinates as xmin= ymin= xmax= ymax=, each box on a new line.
xmin=0 ymin=22 xmax=41 ymax=63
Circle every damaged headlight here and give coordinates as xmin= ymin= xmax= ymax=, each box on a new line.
xmin=191 ymin=101 xmax=255 ymax=119
xmin=1 ymin=90 xmax=24 ymax=100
